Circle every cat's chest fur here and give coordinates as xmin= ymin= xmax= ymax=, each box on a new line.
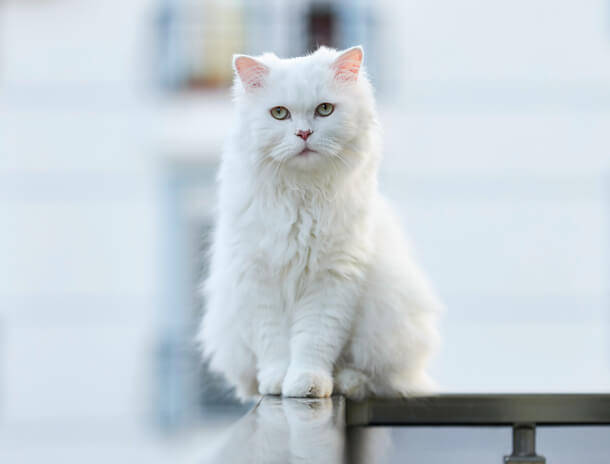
xmin=246 ymin=191 xmax=335 ymax=278
xmin=222 ymin=161 xmax=374 ymax=298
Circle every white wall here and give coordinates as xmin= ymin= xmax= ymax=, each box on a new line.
xmin=380 ymin=0 xmax=610 ymax=391
xmin=0 ymin=0 xmax=161 ymax=427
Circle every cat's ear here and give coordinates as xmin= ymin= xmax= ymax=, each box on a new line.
xmin=233 ymin=55 xmax=269 ymax=91
xmin=332 ymin=46 xmax=364 ymax=82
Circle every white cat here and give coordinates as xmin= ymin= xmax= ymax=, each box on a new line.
xmin=199 ymin=46 xmax=441 ymax=400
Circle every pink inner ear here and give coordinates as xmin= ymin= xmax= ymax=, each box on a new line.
xmin=333 ymin=47 xmax=363 ymax=82
xmin=234 ymin=56 xmax=269 ymax=91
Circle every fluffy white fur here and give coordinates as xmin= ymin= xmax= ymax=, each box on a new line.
xmin=199 ymin=46 xmax=441 ymax=400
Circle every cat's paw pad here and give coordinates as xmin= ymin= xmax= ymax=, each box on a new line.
xmin=282 ymin=369 xmax=333 ymax=398
xmin=335 ymin=367 xmax=370 ymax=400
xmin=257 ymin=365 xmax=287 ymax=396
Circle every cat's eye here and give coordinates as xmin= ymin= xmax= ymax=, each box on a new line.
xmin=315 ymin=102 xmax=334 ymax=117
xmin=270 ymin=106 xmax=290 ymax=120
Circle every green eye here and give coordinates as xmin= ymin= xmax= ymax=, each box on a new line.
xmin=315 ymin=102 xmax=334 ymax=117
xmin=270 ymin=106 xmax=290 ymax=120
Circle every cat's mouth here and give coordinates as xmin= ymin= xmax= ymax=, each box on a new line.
xmin=298 ymin=148 xmax=317 ymax=156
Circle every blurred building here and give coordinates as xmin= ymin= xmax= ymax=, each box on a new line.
xmin=157 ymin=0 xmax=375 ymax=90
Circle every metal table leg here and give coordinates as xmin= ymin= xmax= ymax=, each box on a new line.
xmin=504 ymin=424 xmax=546 ymax=463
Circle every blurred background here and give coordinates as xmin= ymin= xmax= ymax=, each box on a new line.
xmin=1 ymin=0 xmax=609 ymax=462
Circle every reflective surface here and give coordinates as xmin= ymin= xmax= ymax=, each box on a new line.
xmin=199 ymin=397 xmax=348 ymax=463
xmin=198 ymin=396 xmax=610 ymax=464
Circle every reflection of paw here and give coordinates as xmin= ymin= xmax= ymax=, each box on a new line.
xmin=282 ymin=398 xmax=334 ymax=423
xmin=282 ymin=368 xmax=333 ymax=398
xmin=258 ymin=365 xmax=287 ymax=395
xmin=256 ymin=397 xmax=287 ymax=423
xmin=335 ymin=367 xmax=369 ymax=400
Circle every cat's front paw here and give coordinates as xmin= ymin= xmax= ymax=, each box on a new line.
xmin=257 ymin=365 xmax=287 ymax=395
xmin=282 ymin=368 xmax=333 ymax=398
xmin=334 ymin=367 xmax=370 ymax=401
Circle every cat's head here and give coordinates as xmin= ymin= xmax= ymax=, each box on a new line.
xmin=231 ymin=46 xmax=376 ymax=174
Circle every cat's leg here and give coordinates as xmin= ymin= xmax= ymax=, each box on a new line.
xmin=240 ymin=275 xmax=291 ymax=396
xmin=282 ymin=274 xmax=358 ymax=398
xmin=253 ymin=304 xmax=290 ymax=396
xmin=202 ymin=269 xmax=289 ymax=398
xmin=206 ymin=302 xmax=289 ymax=397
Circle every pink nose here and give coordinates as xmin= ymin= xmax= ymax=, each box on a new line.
xmin=296 ymin=129 xmax=313 ymax=141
